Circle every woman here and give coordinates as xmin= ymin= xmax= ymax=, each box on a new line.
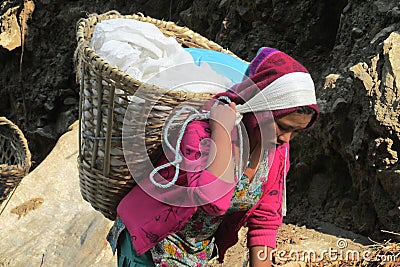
xmin=107 ymin=47 xmax=319 ymax=267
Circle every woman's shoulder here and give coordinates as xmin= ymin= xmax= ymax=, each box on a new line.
xmin=186 ymin=119 xmax=210 ymax=131
xmin=183 ymin=120 xmax=212 ymax=140
xmin=177 ymin=120 xmax=213 ymax=156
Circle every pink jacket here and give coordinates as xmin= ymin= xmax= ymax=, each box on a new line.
xmin=117 ymin=120 xmax=289 ymax=262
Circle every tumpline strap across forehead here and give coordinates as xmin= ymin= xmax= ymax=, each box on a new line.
xmin=235 ymin=72 xmax=316 ymax=120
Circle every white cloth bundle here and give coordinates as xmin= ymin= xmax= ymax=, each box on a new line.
xmin=90 ymin=18 xmax=233 ymax=94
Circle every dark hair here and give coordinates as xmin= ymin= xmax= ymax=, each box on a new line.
xmin=294 ymin=106 xmax=318 ymax=128
xmin=295 ymin=106 xmax=316 ymax=115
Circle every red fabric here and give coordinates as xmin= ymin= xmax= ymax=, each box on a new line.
xmin=118 ymin=120 xmax=235 ymax=255
xmin=117 ymin=120 xmax=288 ymax=260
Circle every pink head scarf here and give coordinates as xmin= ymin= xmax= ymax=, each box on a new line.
xmin=213 ymin=47 xmax=319 ymax=132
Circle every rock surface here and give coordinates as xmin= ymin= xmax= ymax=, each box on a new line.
xmin=0 ymin=0 xmax=34 ymax=50
xmin=0 ymin=0 xmax=399 ymax=247
xmin=0 ymin=121 xmax=116 ymax=266
xmin=288 ymin=31 xmax=400 ymax=241
xmin=0 ymin=5 xmax=21 ymax=51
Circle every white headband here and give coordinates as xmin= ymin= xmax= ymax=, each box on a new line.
xmin=235 ymin=72 xmax=316 ymax=122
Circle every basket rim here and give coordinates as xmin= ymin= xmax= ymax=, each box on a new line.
xmin=0 ymin=117 xmax=31 ymax=173
xmin=75 ymin=11 xmax=243 ymax=95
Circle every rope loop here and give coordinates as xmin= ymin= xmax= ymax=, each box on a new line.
xmin=149 ymin=96 xmax=244 ymax=188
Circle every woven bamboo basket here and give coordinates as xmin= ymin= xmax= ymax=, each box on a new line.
xmin=0 ymin=117 xmax=31 ymax=205
xmin=75 ymin=11 xmax=242 ymax=220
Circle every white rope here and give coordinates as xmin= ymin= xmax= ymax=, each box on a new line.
xmin=282 ymin=147 xmax=288 ymax=216
xmin=149 ymin=96 xmax=244 ymax=188
xmin=149 ymin=107 xmax=208 ymax=188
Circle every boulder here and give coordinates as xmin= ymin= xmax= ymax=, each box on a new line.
xmin=0 ymin=0 xmax=34 ymax=51
xmin=0 ymin=121 xmax=116 ymax=266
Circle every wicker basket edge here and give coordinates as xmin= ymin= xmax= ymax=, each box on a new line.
xmin=0 ymin=117 xmax=31 ymax=174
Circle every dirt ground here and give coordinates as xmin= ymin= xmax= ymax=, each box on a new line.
xmin=208 ymin=224 xmax=399 ymax=266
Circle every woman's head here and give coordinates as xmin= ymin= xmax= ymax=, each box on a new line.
xmin=214 ymin=47 xmax=319 ymax=146
xmin=268 ymin=109 xmax=315 ymax=146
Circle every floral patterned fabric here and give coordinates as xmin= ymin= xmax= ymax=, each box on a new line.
xmin=108 ymin=152 xmax=268 ymax=267
xmin=149 ymin=154 xmax=267 ymax=267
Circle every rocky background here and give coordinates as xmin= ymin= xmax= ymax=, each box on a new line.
xmin=0 ymin=0 xmax=399 ymax=253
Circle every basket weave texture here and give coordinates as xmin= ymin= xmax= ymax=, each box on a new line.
xmin=0 ymin=117 xmax=31 ymax=205
xmin=75 ymin=11 xmax=242 ymax=220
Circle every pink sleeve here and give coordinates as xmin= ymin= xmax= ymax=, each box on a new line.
xmin=180 ymin=120 xmax=236 ymax=216
xmin=246 ymin=195 xmax=283 ymax=248
xmin=246 ymin=144 xmax=289 ymax=248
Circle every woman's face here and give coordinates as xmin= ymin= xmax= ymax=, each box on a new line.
xmin=257 ymin=112 xmax=314 ymax=147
